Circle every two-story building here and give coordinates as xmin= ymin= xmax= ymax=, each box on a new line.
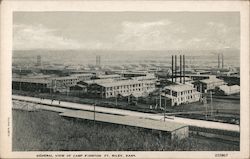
xmin=163 ymin=84 xmax=201 ymax=106
xmin=193 ymin=76 xmax=225 ymax=93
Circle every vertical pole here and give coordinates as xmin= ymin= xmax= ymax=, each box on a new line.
xmin=171 ymin=55 xmax=174 ymax=83
xmin=210 ymin=91 xmax=213 ymax=117
xmin=159 ymin=89 xmax=162 ymax=109
xmin=175 ymin=55 xmax=177 ymax=82
xmin=50 ymin=81 xmax=51 ymax=95
xmin=164 ymin=95 xmax=166 ymax=122
xmin=204 ymin=95 xmax=207 ymax=120
xmin=222 ymin=54 xmax=224 ymax=69
xmin=96 ymin=56 xmax=98 ymax=66
xmin=116 ymin=94 xmax=117 ymax=106
xmin=183 ymin=55 xmax=185 ymax=84
xmin=67 ymin=87 xmax=69 ymax=96
xmin=19 ymin=67 xmax=22 ymax=91
xmin=180 ymin=55 xmax=182 ymax=83
xmin=218 ymin=54 xmax=220 ymax=68
xmin=94 ymin=102 xmax=96 ymax=126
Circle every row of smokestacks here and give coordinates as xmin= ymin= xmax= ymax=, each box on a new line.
xmin=218 ymin=53 xmax=224 ymax=69
xmin=96 ymin=55 xmax=101 ymax=66
xmin=171 ymin=55 xmax=185 ymax=84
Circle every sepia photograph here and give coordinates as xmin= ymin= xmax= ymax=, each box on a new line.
xmin=0 ymin=0 xmax=249 ymax=159
xmin=12 ymin=11 xmax=241 ymax=151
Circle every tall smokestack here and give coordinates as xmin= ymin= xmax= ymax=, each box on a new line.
xmin=96 ymin=55 xmax=101 ymax=66
xmin=36 ymin=55 xmax=41 ymax=66
xmin=180 ymin=55 xmax=182 ymax=83
xmin=96 ymin=55 xmax=98 ymax=66
xmin=218 ymin=54 xmax=220 ymax=68
xmin=175 ymin=55 xmax=177 ymax=82
xmin=222 ymin=53 xmax=224 ymax=69
xmin=171 ymin=55 xmax=174 ymax=83
xmin=183 ymin=55 xmax=185 ymax=84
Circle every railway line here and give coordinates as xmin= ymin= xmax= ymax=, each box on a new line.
xmin=12 ymin=95 xmax=240 ymax=132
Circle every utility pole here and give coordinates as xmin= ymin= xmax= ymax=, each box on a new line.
xmin=210 ymin=91 xmax=213 ymax=118
xmin=175 ymin=55 xmax=177 ymax=82
xmin=203 ymin=92 xmax=207 ymax=120
xmin=180 ymin=54 xmax=182 ymax=83
xmin=128 ymin=95 xmax=130 ymax=105
xmin=171 ymin=55 xmax=174 ymax=83
xmin=159 ymin=88 xmax=162 ymax=109
xmin=94 ymin=101 xmax=96 ymax=126
xmin=164 ymin=95 xmax=166 ymax=122
xmin=116 ymin=95 xmax=117 ymax=106
xmin=183 ymin=55 xmax=185 ymax=84
xmin=19 ymin=67 xmax=22 ymax=91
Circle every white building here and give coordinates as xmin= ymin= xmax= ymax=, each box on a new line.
xmin=163 ymin=84 xmax=201 ymax=106
xmin=193 ymin=76 xmax=225 ymax=93
xmin=131 ymin=73 xmax=157 ymax=92
xmin=71 ymin=73 xmax=93 ymax=82
xmin=86 ymin=77 xmax=156 ymax=98
xmin=216 ymin=85 xmax=240 ymax=95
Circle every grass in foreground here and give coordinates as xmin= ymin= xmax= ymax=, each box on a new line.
xmin=12 ymin=109 xmax=239 ymax=151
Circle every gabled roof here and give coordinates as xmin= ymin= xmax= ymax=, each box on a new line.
xmin=218 ymin=85 xmax=240 ymax=92
xmin=200 ymin=78 xmax=224 ymax=84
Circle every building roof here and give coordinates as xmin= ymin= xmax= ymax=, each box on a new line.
xmin=131 ymin=74 xmax=156 ymax=80
xmin=75 ymin=84 xmax=87 ymax=88
xmin=12 ymin=78 xmax=50 ymax=84
xmin=50 ymin=76 xmax=78 ymax=80
xmin=185 ymin=74 xmax=216 ymax=78
xmin=96 ymin=74 xmax=121 ymax=79
xmin=200 ymin=78 xmax=224 ymax=84
xmin=97 ymin=80 xmax=141 ymax=87
xmin=60 ymin=110 xmax=187 ymax=132
xmin=121 ymin=71 xmax=148 ymax=75
xmin=218 ymin=85 xmax=240 ymax=92
xmin=71 ymin=73 xmax=93 ymax=77
xmin=167 ymin=77 xmax=193 ymax=83
xmin=83 ymin=79 xmax=115 ymax=85
xmin=164 ymin=84 xmax=194 ymax=92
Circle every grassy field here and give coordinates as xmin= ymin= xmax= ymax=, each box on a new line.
xmin=12 ymin=109 xmax=239 ymax=151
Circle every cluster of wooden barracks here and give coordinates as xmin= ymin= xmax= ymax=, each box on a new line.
xmin=13 ymin=69 xmax=239 ymax=107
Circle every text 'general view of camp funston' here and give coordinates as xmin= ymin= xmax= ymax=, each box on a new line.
xmin=12 ymin=12 xmax=240 ymax=151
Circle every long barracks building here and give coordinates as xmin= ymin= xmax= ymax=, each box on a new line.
xmin=86 ymin=77 xmax=156 ymax=98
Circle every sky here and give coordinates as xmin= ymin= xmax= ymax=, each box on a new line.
xmin=13 ymin=12 xmax=240 ymax=51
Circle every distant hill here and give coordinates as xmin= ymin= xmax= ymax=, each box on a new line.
xmin=13 ymin=49 xmax=240 ymax=67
